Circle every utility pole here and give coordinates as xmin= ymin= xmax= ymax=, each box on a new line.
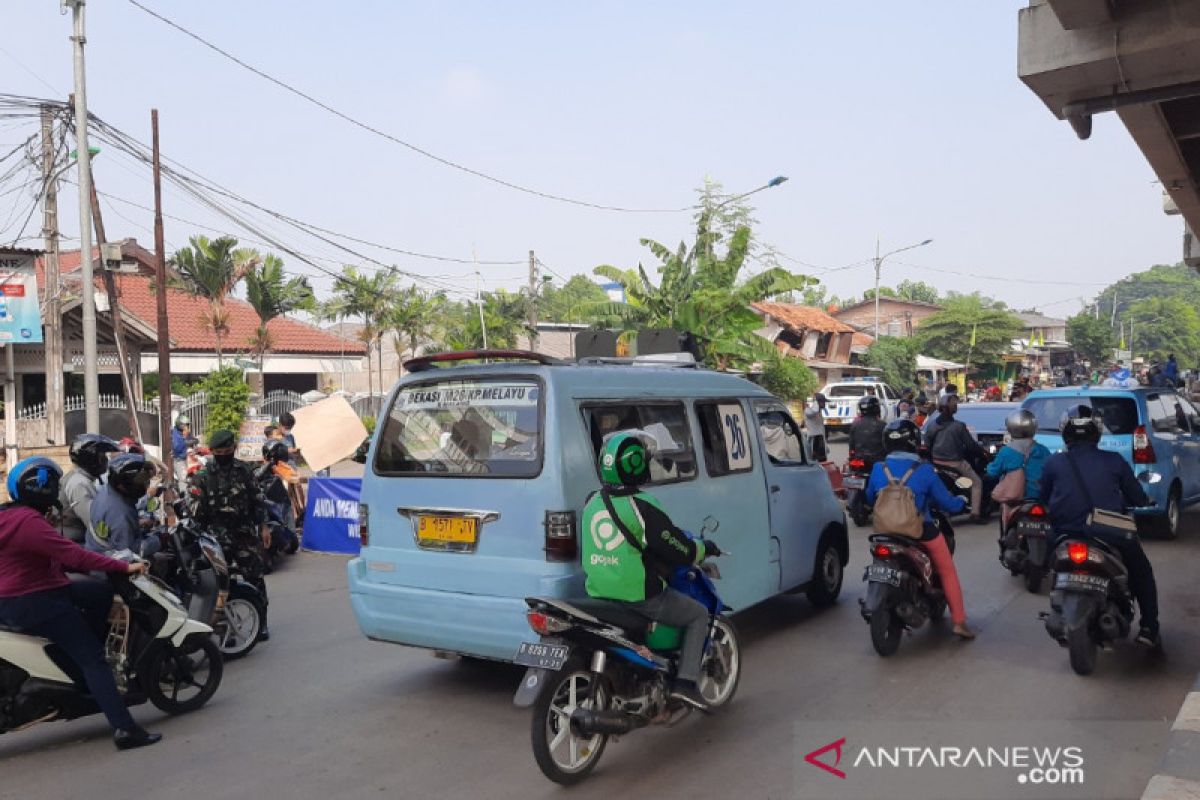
xmin=67 ymin=0 xmax=99 ymax=432
xmin=873 ymin=237 xmax=881 ymax=337
xmin=86 ymin=178 xmax=142 ymax=442
xmin=40 ymin=105 xmax=65 ymax=446
xmin=527 ymin=250 xmax=538 ymax=351
xmin=151 ymin=109 xmax=172 ymax=478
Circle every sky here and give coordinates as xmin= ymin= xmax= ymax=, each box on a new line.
xmin=0 ymin=0 xmax=1185 ymax=318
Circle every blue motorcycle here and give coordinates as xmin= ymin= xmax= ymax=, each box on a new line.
xmin=513 ymin=541 xmax=740 ymax=785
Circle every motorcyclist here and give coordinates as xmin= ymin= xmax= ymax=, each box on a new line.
xmin=848 ymin=395 xmax=887 ymax=466
xmin=257 ymin=439 xmax=300 ymax=552
xmin=87 ymin=453 xmax=161 ymax=558
xmin=986 ymin=409 xmax=1052 ymax=502
xmin=59 ymin=433 xmax=119 ymax=544
xmin=866 ymin=420 xmax=976 ymax=639
xmin=580 ymin=430 xmax=721 ymax=711
xmin=1038 ymin=405 xmax=1161 ymax=647
xmin=190 ymin=429 xmax=272 ymax=636
xmin=924 ymin=392 xmax=987 ymax=521
xmin=0 ymin=457 xmax=161 ymax=750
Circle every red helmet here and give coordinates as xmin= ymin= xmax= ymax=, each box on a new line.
xmin=118 ymin=437 xmax=145 ymax=455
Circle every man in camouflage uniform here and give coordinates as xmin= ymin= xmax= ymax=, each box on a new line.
xmin=189 ymin=429 xmax=273 ymax=639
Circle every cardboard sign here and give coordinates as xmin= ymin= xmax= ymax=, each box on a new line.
xmin=290 ymin=396 xmax=370 ymax=473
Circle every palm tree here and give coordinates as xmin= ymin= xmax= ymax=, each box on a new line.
xmin=244 ymin=254 xmax=316 ymax=373
xmin=388 ymin=287 xmax=447 ymax=364
xmin=323 ymin=266 xmax=401 ymax=397
xmin=171 ymin=235 xmax=260 ymax=366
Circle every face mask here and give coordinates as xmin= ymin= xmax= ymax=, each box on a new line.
xmin=214 ymin=453 xmax=235 ymax=468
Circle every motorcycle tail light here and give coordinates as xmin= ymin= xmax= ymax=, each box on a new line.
xmin=872 ymin=544 xmax=893 ymax=559
xmin=1067 ymin=542 xmax=1088 ymax=564
xmin=1133 ymin=425 xmax=1155 ymax=464
xmin=358 ymin=503 xmax=370 ymax=547
xmin=526 ymin=610 xmax=570 ymax=635
xmin=848 ymin=459 xmax=866 ymax=470
xmin=1029 ymin=504 xmax=1046 ymax=518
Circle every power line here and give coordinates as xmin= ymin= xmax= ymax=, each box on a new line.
xmin=124 ymin=0 xmax=691 ymax=214
xmin=891 ymin=259 xmax=1109 ymax=287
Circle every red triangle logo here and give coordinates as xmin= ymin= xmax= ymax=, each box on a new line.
xmin=804 ymin=737 xmax=847 ymax=780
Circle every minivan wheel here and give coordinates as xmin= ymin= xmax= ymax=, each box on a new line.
xmin=1156 ymin=486 xmax=1182 ymax=540
xmin=805 ymin=535 xmax=844 ymax=609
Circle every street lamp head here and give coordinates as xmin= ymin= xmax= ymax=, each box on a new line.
xmin=767 ymin=176 xmax=788 ymax=188
xmin=920 ymin=239 xmax=932 ymax=246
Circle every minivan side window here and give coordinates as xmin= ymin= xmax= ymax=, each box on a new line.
xmin=1148 ymin=394 xmax=1187 ymax=434
xmin=1179 ymin=397 xmax=1200 ymax=432
xmin=581 ymin=403 xmax=697 ymax=485
xmin=753 ymin=402 xmax=806 ymax=465
xmin=695 ymin=401 xmax=754 ymax=477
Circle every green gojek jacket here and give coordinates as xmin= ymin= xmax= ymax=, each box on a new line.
xmin=581 ymin=486 xmax=707 ymax=603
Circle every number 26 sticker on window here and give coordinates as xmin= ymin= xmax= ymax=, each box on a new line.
xmin=718 ymin=403 xmax=752 ymax=470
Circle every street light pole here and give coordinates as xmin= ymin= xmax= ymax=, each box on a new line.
xmin=873 ymin=237 xmax=933 ymax=337
xmin=67 ymin=0 xmax=99 ymax=431
xmin=705 ymin=175 xmax=788 ymax=262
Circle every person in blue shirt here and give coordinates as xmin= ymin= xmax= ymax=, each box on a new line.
xmin=1038 ymin=405 xmax=1160 ymax=647
xmin=987 ymin=409 xmax=1051 ymax=499
xmin=866 ymin=419 xmax=976 ymax=639
xmin=1164 ymin=354 xmax=1179 ymax=387
xmin=171 ymin=415 xmax=192 ymax=489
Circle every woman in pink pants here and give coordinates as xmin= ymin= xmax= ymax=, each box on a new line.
xmin=866 ymin=419 xmax=975 ymax=639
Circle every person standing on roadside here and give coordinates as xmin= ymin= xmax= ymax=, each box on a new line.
xmin=804 ymin=393 xmax=828 ymax=462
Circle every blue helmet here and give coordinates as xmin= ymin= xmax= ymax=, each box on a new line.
xmin=7 ymin=457 xmax=63 ymax=511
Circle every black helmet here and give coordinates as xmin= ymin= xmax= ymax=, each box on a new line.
xmin=69 ymin=433 xmax=119 ymax=478
xmin=883 ymin=419 xmax=920 ymax=453
xmin=7 ymin=457 xmax=63 ymax=512
xmin=107 ymin=452 xmax=155 ymax=499
xmin=858 ymin=395 xmax=882 ymax=417
xmin=1059 ymin=404 xmax=1101 ymax=445
xmin=262 ymin=440 xmax=289 ymax=463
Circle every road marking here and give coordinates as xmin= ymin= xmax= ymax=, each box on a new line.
xmin=1141 ymin=774 xmax=1200 ymax=800
xmin=1172 ymin=691 xmax=1200 ymax=733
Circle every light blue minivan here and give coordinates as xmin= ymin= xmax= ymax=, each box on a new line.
xmin=1021 ymin=386 xmax=1200 ymax=539
xmin=347 ymin=351 xmax=849 ymax=661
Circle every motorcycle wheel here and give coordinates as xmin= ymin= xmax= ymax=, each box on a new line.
xmin=143 ymin=636 xmax=224 ymax=714
xmin=1067 ymin=627 xmax=1097 ymax=676
xmin=530 ymin=658 xmax=609 ymax=785
xmin=698 ymin=616 xmax=740 ymax=710
xmin=218 ymin=585 xmax=265 ymax=660
xmin=870 ymin=608 xmax=903 ymax=657
xmin=1024 ymin=566 xmax=1045 ymax=594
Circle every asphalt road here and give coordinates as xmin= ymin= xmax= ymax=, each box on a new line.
xmin=3 ymin=445 xmax=1200 ymax=799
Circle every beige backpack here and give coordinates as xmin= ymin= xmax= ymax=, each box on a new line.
xmin=872 ymin=464 xmax=924 ymax=539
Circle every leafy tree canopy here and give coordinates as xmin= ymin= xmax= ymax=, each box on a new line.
xmin=1065 ymin=312 xmax=1113 ymax=365
xmin=759 ymin=353 xmax=818 ymax=401
xmin=862 ymin=336 xmax=920 ymax=390
xmin=895 ymin=279 xmax=940 ymax=304
xmin=539 ymin=275 xmax=612 ymax=325
xmin=917 ymin=293 xmax=1022 ymax=368
xmin=1126 ymin=296 xmax=1200 ymax=365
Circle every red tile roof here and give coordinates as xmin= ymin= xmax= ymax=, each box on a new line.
xmin=753 ymin=302 xmax=854 ymax=334
xmin=851 ymin=331 xmax=875 ymax=349
xmin=49 ymin=246 xmax=365 ymax=355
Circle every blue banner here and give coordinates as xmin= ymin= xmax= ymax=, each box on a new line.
xmin=0 ymin=251 xmax=44 ymax=344
xmin=302 ymin=477 xmax=362 ymax=554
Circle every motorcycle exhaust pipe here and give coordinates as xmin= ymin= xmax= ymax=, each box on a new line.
xmin=570 ymin=708 xmax=640 ymax=736
xmin=1097 ymin=612 xmax=1122 ymax=641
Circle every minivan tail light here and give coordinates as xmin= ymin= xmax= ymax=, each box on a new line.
xmin=1133 ymin=426 xmax=1155 ymax=463
xmin=544 ymin=511 xmax=577 ymax=562
xmin=358 ymin=503 xmax=370 ymax=547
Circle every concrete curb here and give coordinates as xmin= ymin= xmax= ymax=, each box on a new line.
xmin=1141 ymin=674 xmax=1200 ymax=799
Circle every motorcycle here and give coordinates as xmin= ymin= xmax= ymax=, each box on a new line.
xmin=932 ymin=453 xmax=998 ymax=520
xmin=860 ymin=512 xmax=956 ymax=657
xmin=154 ymin=500 xmax=267 ymax=660
xmin=254 ymin=463 xmax=301 ymax=568
xmin=998 ymin=501 xmax=1052 ymax=593
xmin=842 ymin=454 xmax=875 ymax=527
xmin=0 ymin=552 xmax=224 ymax=735
xmin=513 ymin=542 xmax=740 ymax=784
xmin=1041 ymin=536 xmax=1136 ymax=676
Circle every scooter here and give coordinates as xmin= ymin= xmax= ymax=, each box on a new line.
xmin=998 ymin=501 xmax=1052 ymax=593
xmin=513 ymin=533 xmax=739 ymax=785
xmin=0 ymin=552 xmax=224 ymax=735
xmin=1041 ymin=537 xmax=1136 ymax=676
xmin=860 ymin=511 xmax=956 ymax=657
xmin=842 ymin=453 xmax=875 ymax=527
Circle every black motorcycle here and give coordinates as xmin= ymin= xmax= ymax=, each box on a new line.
xmin=1042 ymin=537 xmax=1136 ymax=675
xmin=842 ymin=454 xmax=875 ymax=527
xmin=255 ymin=463 xmax=301 ymax=568
xmin=998 ymin=501 xmax=1052 ymax=593
xmin=860 ymin=512 xmax=955 ymax=657
xmin=932 ymin=453 xmax=998 ymax=520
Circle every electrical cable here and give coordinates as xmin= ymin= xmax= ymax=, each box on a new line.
xmin=124 ymin=0 xmax=691 ymax=214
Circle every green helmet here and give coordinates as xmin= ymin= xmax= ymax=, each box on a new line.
xmin=598 ymin=431 xmax=653 ymax=487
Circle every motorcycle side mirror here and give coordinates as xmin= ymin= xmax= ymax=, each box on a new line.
xmin=700 ymin=516 xmax=719 ymax=535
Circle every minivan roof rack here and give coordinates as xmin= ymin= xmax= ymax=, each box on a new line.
xmin=403 ymin=349 xmax=565 ymax=372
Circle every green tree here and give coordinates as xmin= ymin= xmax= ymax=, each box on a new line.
xmin=862 ymin=286 xmax=898 ymax=302
xmin=436 ymin=291 xmax=527 ymax=351
xmin=1126 ymin=296 xmax=1200 ymax=363
xmin=540 ymin=275 xmax=612 ymax=325
xmin=1065 ymin=312 xmax=1113 ymax=365
xmin=594 ymin=211 xmax=812 ymax=370
xmin=862 ymin=337 xmax=920 ymax=390
xmin=200 ymin=365 xmax=251 ymax=442
xmin=895 ymin=279 xmax=939 ymax=304
xmin=321 ymin=266 xmax=401 ymax=398
xmin=1096 ymin=263 xmax=1200 ymax=319
xmin=917 ymin=293 xmax=1022 ymax=369
xmin=759 ymin=353 xmax=818 ymax=401
xmin=388 ymin=287 xmax=448 ymax=360
xmin=171 ymin=235 xmax=260 ymax=366
xmin=244 ymin=253 xmax=316 ymax=372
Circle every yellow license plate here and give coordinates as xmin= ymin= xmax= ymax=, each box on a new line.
xmin=417 ymin=515 xmax=478 ymax=544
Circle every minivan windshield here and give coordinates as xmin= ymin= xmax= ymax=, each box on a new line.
xmin=1022 ymin=395 xmax=1139 ymax=435
xmin=374 ymin=378 xmax=542 ymax=477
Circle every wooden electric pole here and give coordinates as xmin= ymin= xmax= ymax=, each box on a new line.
xmin=151 ymin=109 xmax=172 ymax=480
xmin=40 ymin=105 xmax=65 ymax=445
